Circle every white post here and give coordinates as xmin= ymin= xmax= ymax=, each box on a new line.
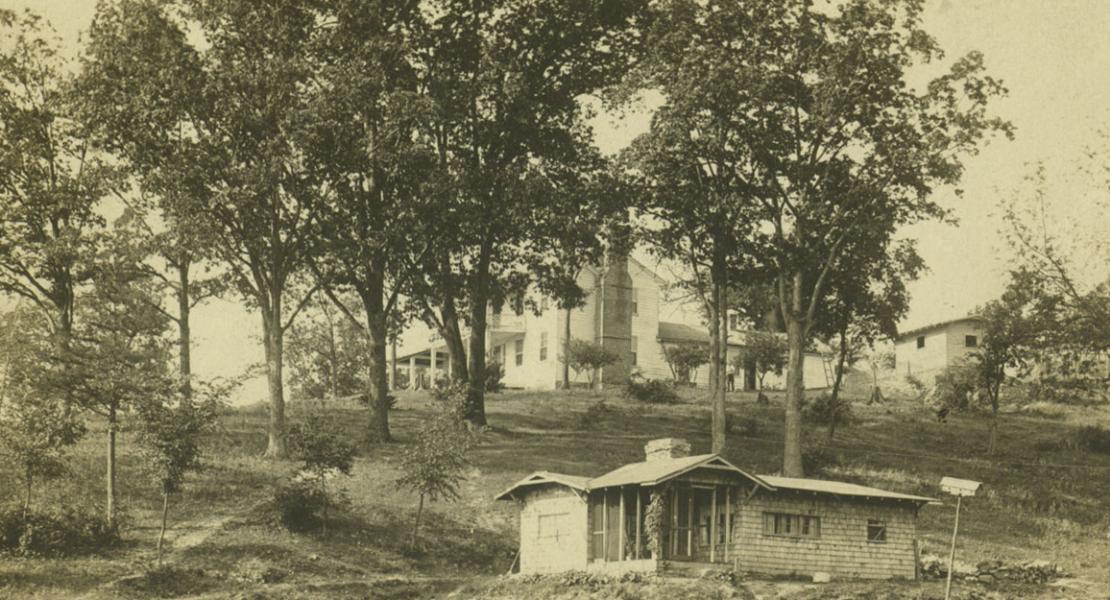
xmin=710 ymin=487 xmax=718 ymax=563
xmin=429 ymin=346 xmax=437 ymax=384
xmin=409 ymin=356 xmax=418 ymax=390
xmin=724 ymin=487 xmax=731 ymax=563
xmin=619 ymin=489 xmax=626 ymax=561
xmin=944 ymin=495 xmax=962 ymax=600
xmin=635 ymin=490 xmax=642 ymax=560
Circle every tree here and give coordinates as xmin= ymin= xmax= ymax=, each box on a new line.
xmin=404 ymin=0 xmax=648 ymax=427
xmin=135 ymin=387 xmax=221 ymax=564
xmin=46 ymin=253 xmax=176 ymax=529
xmin=563 ymin=339 xmax=621 ymax=390
xmin=972 ymin=280 xmax=1039 ymax=454
xmin=734 ymin=332 xmax=788 ymax=403
xmin=0 ymin=9 xmax=111 ymax=360
xmin=396 ymin=389 xmax=474 ymax=549
xmin=80 ymin=0 xmax=328 ymax=458
xmin=291 ymin=414 xmax=356 ymax=535
xmin=285 ymin=297 xmax=368 ymax=402
xmin=663 ymin=344 xmax=709 ymax=385
xmin=0 ymin=308 xmax=84 ymax=521
xmin=864 ymin=348 xmax=896 ymax=404
xmin=630 ymin=0 xmax=1010 ymax=475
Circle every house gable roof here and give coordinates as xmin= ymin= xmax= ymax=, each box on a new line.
xmin=758 ymin=475 xmax=937 ymax=505
xmin=896 ymin=316 xmax=984 ymax=341
xmin=587 ymin=454 xmax=773 ymax=491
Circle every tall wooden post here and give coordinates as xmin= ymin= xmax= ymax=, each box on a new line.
xmin=724 ymin=487 xmax=731 ymax=562
xmin=602 ymin=490 xmax=608 ymax=562
xmin=944 ymin=496 xmax=962 ymax=600
xmin=619 ymin=489 xmax=626 ymax=561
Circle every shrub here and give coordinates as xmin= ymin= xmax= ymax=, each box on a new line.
xmin=663 ymin=344 xmax=709 ymax=384
xmin=1067 ymin=425 xmax=1110 ymax=454
xmin=575 ymin=400 xmax=615 ymax=430
xmin=283 ymin=414 xmax=356 ymax=533
xmin=932 ymin=365 xmax=978 ymax=411
xmin=563 ymin=340 xmax=620 ymax=389
xmin=623 ymin=377 xmax=679 ymax=404
xmin=802 ymin=392 xmax=853 ymax=426
xmin=0 ymin=505 xmax=118 ymax=557
xmin=273 ymin=479 xmax=329 ymax=532
xmin=905 ymin=373 xmax=926 ymax=394
xmin=801 ymin=445 xmax=840 ymax=475
xmin=485 ymin=360 xmax=504 ymax=393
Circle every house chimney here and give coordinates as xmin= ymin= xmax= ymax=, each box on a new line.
xmin=644 ymin=438 xmax=691 ymax=462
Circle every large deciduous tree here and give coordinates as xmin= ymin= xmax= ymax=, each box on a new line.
xmin=81 ymin=0 xmax=327 ymax=458
xmin=406 ymin=0 xmax=648 ymax=426
xmin=630 ymin=0 xmax=1010 ymax=474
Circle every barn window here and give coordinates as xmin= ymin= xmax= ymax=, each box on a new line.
xmin=965 ymin=335 xmax=978 ymax=348
xmin=867 ymin=519 xmax=887 ymax=543
xmin=916 ymin=336 xmax=925 ymax=349
xmin=762 ymin=513 xmax=820 ymax=539
xmin=539 ymin=332 xmax=548 ymax=361
xmin=515 ymin=339 xmax=524 ymax=366
xmin=538 ymin=513 xmax=569 ymax=541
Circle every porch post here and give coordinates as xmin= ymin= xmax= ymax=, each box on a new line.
xmin=618 ymin=488 xmax=626 ymax=561
xmin=710 ymin=487 xmax=718 ymax=563
xmin=602 ymin=489 xmax=608 ymax=563
xmin=671 ymin=488 xmax=678 ymax=556
xmin=429 ymin=346 xmax=437 ymax=383
xmin=724 ymin=487 xmax=731 ymax=562
xmin=409 ymin=356 xmax=418 ymax=390
xmin=635 ymin=490 xmax=642 ymax=560
xmin=687 ymin=489 xmax=693 ymax=557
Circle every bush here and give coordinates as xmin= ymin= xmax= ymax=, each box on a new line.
xmin=574 ymin=400 xmax=615 ymax=430
xmin=801 ymin=445 xmax=840 ymax=475
xmin=623 ymin=377 xmax=679 ymax=404
xmin=485 ymin=360 xmax=504 ymax=393
xmin=802 ymin=392 xmax=853 ymax=426
xmin=0 ymin=505 xmax=118 ymax=557
xmin=1067 ymin=425 xmax=1110 ymax=454
xmin=932 ymin=365 xmax=978 ymax=411
xmin=273 ymin=479 xmax=329 ymax=532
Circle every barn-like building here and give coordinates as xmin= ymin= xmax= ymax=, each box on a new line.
xmin=496 ymin=438 xmax=934 ymax=580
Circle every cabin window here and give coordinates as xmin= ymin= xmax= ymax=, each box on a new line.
xmin=965 ymin=335 xmax=978 ymax=348
xmin=539 ymin=332 xmax=548 ymax=361
xmin=537 ymin=512 xmax=569 ymax=542
xmin=916 ymin=336 xmax=925 ymax=349
xmin=515 ymin=339 xmax=524 ymax=366
xmin=867 ymin=519 xmax=887 ymax=543
xmin=762 ymin=512 xmax=820 ymax=539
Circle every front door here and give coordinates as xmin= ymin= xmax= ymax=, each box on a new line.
xmin=692 ymin=487 xmax=730 ymax=562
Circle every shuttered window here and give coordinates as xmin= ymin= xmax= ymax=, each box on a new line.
xmin=762 ymin=512 xmax=820 ymax=539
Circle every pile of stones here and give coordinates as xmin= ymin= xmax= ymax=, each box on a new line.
xmin=919 ymin=554 xmax=1068 ymax=584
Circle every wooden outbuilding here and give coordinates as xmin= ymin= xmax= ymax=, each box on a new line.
xmin=496 ymin=438 xmax=934 ymax=580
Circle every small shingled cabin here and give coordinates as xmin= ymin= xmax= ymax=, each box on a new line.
xmin=495 ymin=438 xmax=934 ymax=580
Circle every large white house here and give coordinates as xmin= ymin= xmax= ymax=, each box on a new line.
xmin=396 ymin=255 xmax=831 ymax=391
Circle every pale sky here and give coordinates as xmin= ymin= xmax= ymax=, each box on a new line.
xmin=4 ymin=0 xmax=1109 ymax=403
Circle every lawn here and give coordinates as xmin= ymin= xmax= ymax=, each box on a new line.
xmin=1 ymin=386 xmax=1108 ymax=599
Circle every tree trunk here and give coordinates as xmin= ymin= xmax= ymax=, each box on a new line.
xmin=321 ymin=479 xmax=329 ymax=535
xmin=783 ymin=314 xmax=806 ymax=477
xmin=363 ymin=270 xmax=391 ymax=443
xmin=22 ymin=473 xmax=32 ymax=523
xmin=828 ymin=331 xmax=849 ymax=442
xmin=107 ymin=405 xmax=118 ymax=529
xmin=157 ymin=490 xmax=169 ymax=565
xmin=439 ymin=300 xmax=469 ymax=383
xmin=262 ymin=301 xmax=288 ymax=459
xmin=464 ymin=245 xmax=492 ymax=426
xmin=177 ymin=261 xmax=193 ymax=401
xmin=410 ymin=493 xmax=425 ymax=549
xmin=988 ymin=390 xmax=999 ymax=454
xmin=711 ymin=272 xmax=728 ymax=454
xmin=562 ymin=306 xmax=572 ymax=389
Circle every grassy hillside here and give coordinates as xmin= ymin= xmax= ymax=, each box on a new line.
xmin=1 ymin=387 xmax=1108 ymax=599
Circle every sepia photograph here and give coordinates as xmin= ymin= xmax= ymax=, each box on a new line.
xmin=0 ymin=0 xmax=1107 ymax=598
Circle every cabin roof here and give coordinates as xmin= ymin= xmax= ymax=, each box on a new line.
xmin=758 ymin=475 xmax=937 ymax=504
xmin=896 ymin=315 xmax=984 ymax=340
xmin=494 ymin=471 xmax=591 ymax=501
xmin=588 ymin=454 xmax=773 ymax=490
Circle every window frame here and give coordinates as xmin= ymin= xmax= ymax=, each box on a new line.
xmin=916 ymin=335 xmax=926 ymax=349
xmin=965 ymin=335 xmax=978 ymax=348
xmin=538 ymin=512 xmax=569 ymax=542
xmin=514 ymin=339 xmax=524 ymax=367
xmin=631 ymin=287 xmax=639 ymax=316
xmin=630 ymin=335 xmax=638 ymax=366
xmin=867 ymin=519 xmax=887 ymax=543
xmin=539 ymin=331 xmax=548 ymax=361
xmin=762 ymin=512 xmax=820 ymax=539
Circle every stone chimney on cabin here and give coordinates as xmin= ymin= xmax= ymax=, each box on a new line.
xmin=644 ymin=438 xmax=692 ymax=462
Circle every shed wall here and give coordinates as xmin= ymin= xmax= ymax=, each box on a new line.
xmin=519 ymin=487 xmax=589 ymax=574
xmin=735 ymin=493 xmax=918 ymax=580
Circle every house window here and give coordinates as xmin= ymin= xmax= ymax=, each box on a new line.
xmin=762 ymin=513 xmax=820 ymax=539
xmin=631 ymin=335 xmax=638 ymax=366
xmin=541 ymin=297 xmax=549 ymax=312
xmin=965 ymin=335 xmax=978 ymax=348
xmin=867 ymin=519 xmax=887 ymax=543
xmin=493 ymin=345 xmax=503 ymax=365
xmin=916 ymin=336 xmax=925 ymax=349
xmin=631 ymin=288 xmax=639 ymax=316
xmin=539 ymin=332 xmax=548 ymax=361
xmin=729 ymin=313 xmax=739 ymax=331
xmin=538 ymin=512 xmax=569 ymax=541
xmin=515 ymin=339 xmax=524 ymax=366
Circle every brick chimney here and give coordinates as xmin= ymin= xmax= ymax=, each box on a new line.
xmin=644 ymin=438 xmax=691 ymax=462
